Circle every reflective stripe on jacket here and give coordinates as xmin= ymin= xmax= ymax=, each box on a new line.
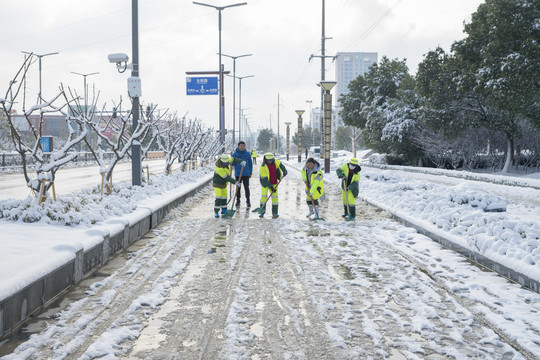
xmin=260 ymin=159 xmax=287 ymax=188
xmin=336 ymin=162 xmax=361 ymax=197
xmin=301 ymin=166 xmax=324 ymax=200
xmin=213 ymin=157 xmax=241 ymax=188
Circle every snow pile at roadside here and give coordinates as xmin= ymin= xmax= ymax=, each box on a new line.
xmin=359 ymin=170 xmax=540 ymax=274
xmin=302 ymin=151 xmax=540 ymax=282
xmin=0 ymin=166 xmax=213 ymax=226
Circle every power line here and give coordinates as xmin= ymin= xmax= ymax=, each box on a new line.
xmin=344 ymin=0 xmax=403 ymax=52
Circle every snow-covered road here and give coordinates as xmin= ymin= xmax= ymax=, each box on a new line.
xmin=0 ymin=159 xmax=169 ymax=200
xmin=1 ymin=166 xmax=539 ymax=359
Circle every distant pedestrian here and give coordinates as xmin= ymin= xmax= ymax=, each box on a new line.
xmin=301 ymin=158 xmax=325 ymax=218
xmin=259 ymin=153 xmax=287 ymax=218
xmin=213 ymin=153 xmax=245 ymax=218
xmin=336 ymin=158 xmax=361 ymax=220
xmin=305 ymin=148 xmax=308 ymax=159
xmin=232 ymin=141 xmax=253 ymax=207
xmin=251 ymin=149 xmax=257 ymax=164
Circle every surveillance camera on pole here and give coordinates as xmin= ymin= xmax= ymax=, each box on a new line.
xmin=108 ymin=53 xmax=130 ymax=73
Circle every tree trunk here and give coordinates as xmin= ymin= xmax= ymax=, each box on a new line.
xmin=501 ymin=133 xmax=514 ymax=173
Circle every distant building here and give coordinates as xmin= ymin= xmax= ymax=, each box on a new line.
xmin=334 ymin=52 xmax=378 ymax=132
xmin=335 ymin=52 xmax=378 ymax=99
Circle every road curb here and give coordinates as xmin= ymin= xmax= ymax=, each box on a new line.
xmin=0 ymin=177 xmax=212 ymax=340
xmin=361 ymin=195 xmax=540 ymax=294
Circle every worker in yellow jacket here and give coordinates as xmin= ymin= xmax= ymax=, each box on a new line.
xmin=336 ymin=158 xmax=361 ymax=220
xmin=213 ymin=153 xmax=245 ymax=218
xmin=301 ymin=158 xmax=325 ymax=218
xmin=251 ymin=149 xmax=258 ymax=164
xmin=259 ymin=153 xmax=287 ymax=218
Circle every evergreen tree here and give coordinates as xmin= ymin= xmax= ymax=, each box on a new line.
xmin=451 ymin=0 xmax=540 ymax=171
xmin=257 ymin=128 xmax=274 ymax=152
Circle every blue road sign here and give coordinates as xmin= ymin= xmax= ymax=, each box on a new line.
xmin=40 ymin=136 xmax=53 ymax=153
xmin=186 ymin=76 xmax=218 ymax=95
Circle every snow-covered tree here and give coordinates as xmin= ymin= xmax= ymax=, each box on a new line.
xmin=1 ymin=56 xmax=87 ymax=201
xmin=451 ymin=0 xmax=540 ymax=172
xmin=339 ymin=56 xmax=423 ymax=163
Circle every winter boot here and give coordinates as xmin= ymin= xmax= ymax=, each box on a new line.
xmin=349 ymin=206 xmax=356 ymax=220
xmin=272 ymin=204 xmax=279 ymax=219
xmin=214 ymin=211 xmax=220 ymax=218
xmin=314 ymin=205 xmax=320 ymax=218
xmin=246 ymin=200 xmax=251 ymax=208
xmin=221 ymin=207 xmax=227 ymax=215
xmin=341 ymin=205 xmax=349 ymax=218
xmin=306 ymin=205 xmax=314 ymax=218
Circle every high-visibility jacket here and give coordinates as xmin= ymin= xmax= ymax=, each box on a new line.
xmin=260 ymin=159 xmax=287 ymax=188
xmin=336 ymin=162 xmax=361 ymax=197
xmin=251 ymin=150 xmax=257 ymax=158
xmin=301 ymin=163 xmax=324 ymax=200
xmin=213 ymin=157 xmax=241 ymax=188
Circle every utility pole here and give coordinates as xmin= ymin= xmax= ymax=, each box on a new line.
xmin=131 ymin=0 xmax=142 ymax=186
xmin=277 ymin=93 xmax=280 ymax=154
xmin=222 ymin=53 xmax=252 ymax=144
xmin=309 ymin=0 xmax=336 ymax=154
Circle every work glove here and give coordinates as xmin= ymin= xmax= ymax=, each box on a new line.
xmin=240 ymin=160 xmax=246 ymax=167
xmin=235 ymin=181 xmax=241 ymax=188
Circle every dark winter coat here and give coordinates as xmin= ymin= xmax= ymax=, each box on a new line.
xmin=232 ymin=148 xmax=253 ymax=176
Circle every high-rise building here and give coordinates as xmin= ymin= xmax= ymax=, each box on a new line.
xmin=334 ymin=52 xmax=378 ymax=130
xmin=335 ymin=52 xmax=378 ymax=99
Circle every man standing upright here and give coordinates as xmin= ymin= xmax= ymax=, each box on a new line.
xmin=232 ymin=141 xmax=253 ymax=207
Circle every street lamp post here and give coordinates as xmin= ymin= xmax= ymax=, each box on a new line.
xmin=285 ymin=122 xmax=291 ymax=161
xmin=71 ymin=72 xmax=99 ymax=116
xmin=21 ymin=51 xmax=59 ymax=104
xmin=295 ymin=110 xmax=305 ymax=163
xmin=320 ymin=81 xmax=336 ymax=173
xmin=131 ymin=0 xmax=142 ymax=186
xmin=222 ymin=53 xmax=252 ymax=144
xmin=236 ymin=74 xmax=254 ymax=141
xmin=193 ymin=1 xmax=247 ymax=145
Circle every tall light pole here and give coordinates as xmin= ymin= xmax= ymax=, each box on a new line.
xmin=285 ymin=122 xmax=291 ymax=161
xmin=236 ymin=74 xmax=254 ymax=141
xmin=296 ymin=110 xmax=305 ymax=163
xmin=21 ymin=51 xmax=59 ymax=104
xmin=71 ymin=72 xmax=99 ymax=116
xmin=305 ymin=100 xmax=313 ymax=128
xmin=131 ymin=0 xmax=142 ymax=186
xmin=193 ymin=1 xmax=247 ymax=145
xmin=222 ymin=53 xmax=252 ymax=144
xmin=320 ymin=81 xmax=336 ymax=173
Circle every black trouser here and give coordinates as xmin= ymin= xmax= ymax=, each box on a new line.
xmin=235 ymin=176 xmax=250 ymax=204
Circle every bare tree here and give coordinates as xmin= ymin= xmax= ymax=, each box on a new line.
xmin=1 ymin=56 xmax=87 ymax=201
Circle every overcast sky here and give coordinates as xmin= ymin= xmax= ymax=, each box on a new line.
xmin=0 ymin=0 xmax=484 ymax=138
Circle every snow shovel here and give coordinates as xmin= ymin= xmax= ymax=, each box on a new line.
xmin=222 ymin=165 xmax=244 ymax=219
xmin=304 ymin=181 xmax=324 ymax=221
xmin=343 ymin=179 xmax=354 ymax=222
xmin=252 ymin=179 xmax=281 ymax=214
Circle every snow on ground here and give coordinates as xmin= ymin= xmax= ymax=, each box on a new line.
xmin=1 ymin=152 xmax=539 ymax=303
xmin=0 ymin=167 xmax=213 ymax=301
xmin=1 ymin=153 xmax=540 ymax=359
